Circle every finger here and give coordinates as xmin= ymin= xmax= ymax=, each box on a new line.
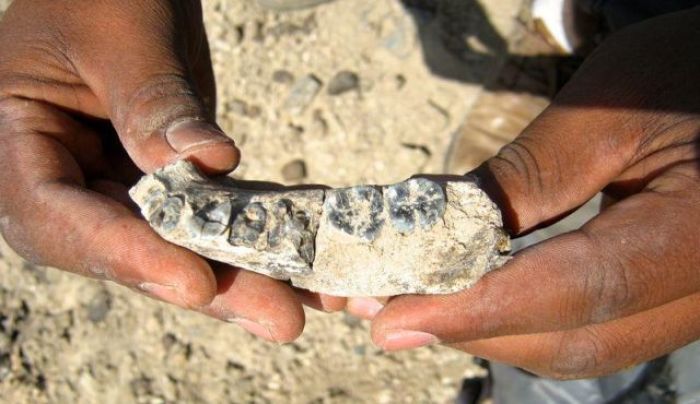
xmin=0 ymin=115 xmax=216 ymax=309
xmin=372 ymin=174 xmax=700 ymax=346
xmin=295 ymin=289 xmax=347 ymax=313
xmin=64 ymin=1 xmax=239 ymax=174
xmin=200 ymin=267 xmax=305 ymax=343
xmin=452 ymin=292 xmax=700 ymax=380
xmin=472 ymin=103 xmax=637 ymax=234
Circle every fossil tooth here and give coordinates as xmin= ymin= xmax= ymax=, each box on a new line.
xmin=324 ymin=186 xmax=384 ymax=240
xmin=230 ymin=202 xmax=267 ymax=247
xmin=385 ymin=178 xmax=446 ymax=234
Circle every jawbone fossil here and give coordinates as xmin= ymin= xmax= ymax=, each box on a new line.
xmin=129 ymin=161 xmax=510 ymax=296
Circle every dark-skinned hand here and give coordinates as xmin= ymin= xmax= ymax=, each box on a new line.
xmin=0 ymin=0 xmax=345 ymax=343
xmin=350 ymin=8 xmax=700 ymax=379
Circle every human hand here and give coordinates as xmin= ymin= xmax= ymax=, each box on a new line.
xmin=359 ymin=8 xmax=700 ymax=378
xmin=0 ymin=0 xmax=344 ymax=343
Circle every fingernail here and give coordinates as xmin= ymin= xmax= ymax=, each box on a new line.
xmin=380 ymin=330 xmax=439 ymax=351
xmin=165 ymin=119 xmax=233 ymax=154
xmin=139 ymin=282 xmax=182 ymax=304
xmin=230 ymin=318 xmax=276 ymax=342
xmin=349 ymin=298 xmax=384 ymax=319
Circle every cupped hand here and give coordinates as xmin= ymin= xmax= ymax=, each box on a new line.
xmin=362 ymin=8 xmax=700 ymax=378
xmin=0 ymin=0 xmax=344 ymax=343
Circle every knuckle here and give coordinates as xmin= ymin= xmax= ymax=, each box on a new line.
xmin=0 ymin=95 xmax=46 ymax=137
xmin=576 ymin=228 xmax=639 ymax=324
xmin=544 ymin=329 xmax=608 ymax=380
xmin=553 ymin=232 xmax=601 ymax=325
xmin=492 ymin=135 xmax=560 ymax=224
xmin=495 ymin=138 xmax=545 ymax=193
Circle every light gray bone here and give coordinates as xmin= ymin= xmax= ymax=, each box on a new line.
xmin=130 ymin=161 xmax=511 ymax=296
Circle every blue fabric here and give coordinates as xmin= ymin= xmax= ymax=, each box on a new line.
xmin=491 ymin=362 xmax=649 ymax=404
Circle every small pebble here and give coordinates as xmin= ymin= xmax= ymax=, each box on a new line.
xmin=281 ymin=159 xmax=308 ymax=182
xmin=272 ymin=70 xmax=295 ymax=84
xmin=161 ymin=333 xmax=178 ymax=349
xmin=342 ymin=312 xmax=363 ymax=328
xmin=246 ymin=105 xmax=262 ymax=118
xmin=394 ymin=74 xmax=407 ymax=90
xmin=284 ymin=75 xmax=322 ymax=115
xmin=87 ymin=290 xmax=112 ymax=323
xmin=353 ymin=345 xmax=367 ymax=356
xmin=327 ymin=71 xmax=360 ymax=95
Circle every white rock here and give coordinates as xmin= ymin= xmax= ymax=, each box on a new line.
xmin=129 ymin=161 xmax=510 ymax=296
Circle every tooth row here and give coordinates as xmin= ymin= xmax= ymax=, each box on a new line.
xmin=324 ymin=178 xmax=446 ymax=240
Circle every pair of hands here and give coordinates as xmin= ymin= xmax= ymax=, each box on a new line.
xmin=0 ymin=1 xmax=698 ymax=380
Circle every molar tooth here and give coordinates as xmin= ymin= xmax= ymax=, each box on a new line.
xmin=386 ymin=178 xmax=445 ymax=234
xmin=386 ymin=182 xmax=414 ymax=234
xmin=267 ymin=199 xmax=315 ymax=268
xmin=230 ymin=203 xmax=267 ymax=247
xmin=194 ymin=200 xmax=233 ymax=239
xmin=203 ymin=200 xmax=232 ymax=225
xmin=160 ymin=196 xmax=185 ymax=232
xmin=324 ymin=186 xmax=384 ymax=240
xmin=413 ymin=178 xmax=446 ymax=228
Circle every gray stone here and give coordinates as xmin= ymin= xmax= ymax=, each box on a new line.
xmin=272 ymin=69 xmax=295 ymax=84
xmin=327 ymin=71 xmax=360 ymax=95
xmin=284 ymin=74 xmax=322 ymax=115
xmin=87 ymin=289 xmax=112 ymax=323
xmin=130 ymin=161 xmax=510 ymax=296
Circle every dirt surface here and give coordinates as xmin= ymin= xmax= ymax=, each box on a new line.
xmin=0 ymin=1 xmax=524 ymax=402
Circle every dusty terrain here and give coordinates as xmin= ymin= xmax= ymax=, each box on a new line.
xmin=0 ymin=0 xmax=525 ymax=402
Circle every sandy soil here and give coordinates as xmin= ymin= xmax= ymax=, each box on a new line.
xmin=0 ymin=1 xmax=523 ymax=402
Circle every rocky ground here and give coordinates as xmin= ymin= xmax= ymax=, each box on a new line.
xmin=0 ymin=0 xmax=527 ymax=402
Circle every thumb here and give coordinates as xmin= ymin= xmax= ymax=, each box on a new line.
xmin=472 ymin=96 xmax=641 ymax=235
xmin=74 ymin=2 xmax=240 ymax=174
xmin=470 ymin=11 xmax=700 ymax=235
